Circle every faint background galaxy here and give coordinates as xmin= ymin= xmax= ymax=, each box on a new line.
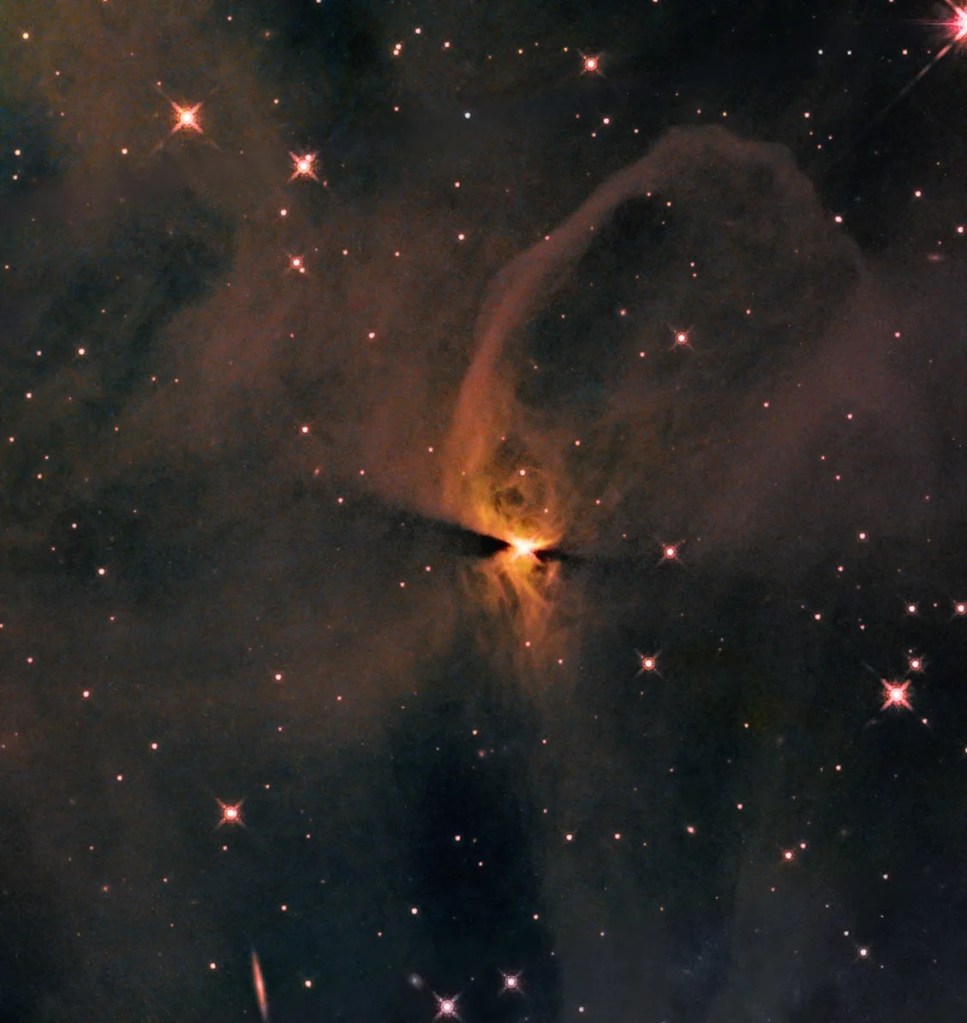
xmin=0 ymin=2 xmax=965 ymax=1021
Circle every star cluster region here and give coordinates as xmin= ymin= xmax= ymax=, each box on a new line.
xmin=0 ymin=1 xmax=966 ymax=1021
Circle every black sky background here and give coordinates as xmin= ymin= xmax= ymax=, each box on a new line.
xmin=1 ymin=1 xmax=966 ymax=1021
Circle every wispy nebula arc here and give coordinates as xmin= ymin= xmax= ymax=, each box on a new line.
xmin=433 ymin=124 xmax=863 ymax=660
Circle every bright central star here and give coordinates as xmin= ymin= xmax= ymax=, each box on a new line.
xmin=510 ymin=537 xmax=537 ymax=558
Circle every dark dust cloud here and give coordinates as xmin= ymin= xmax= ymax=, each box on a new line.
xmin=0 ymin=1 xmax=965 ymax=1021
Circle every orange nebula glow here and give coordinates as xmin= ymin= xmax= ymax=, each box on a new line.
xmin=441 ymin=402 xmax=565 ymax=658
xmin=451 ymin=466 xmax=565 ymax=659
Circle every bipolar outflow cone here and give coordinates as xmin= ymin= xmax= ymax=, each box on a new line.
xmin=446 ymin=523 xmax=569 ymax=563
xmin=404 ymin=513 xmax=570 ymax=563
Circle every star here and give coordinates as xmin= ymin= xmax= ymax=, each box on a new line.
xmin=499 ymin=970 xmax=523 ymax=995
xmin=216 ymin=799 xmax=244 ymax=828
xmin=671 ymin=327 xmax=693 ymax=350
xmin=880 ymin=680 xmax=912 ymax=712
xmin=170 ymin=101 xmax=203 ymax=135
xmin=579 ymin=52 xmax=603 ymax=75
xmin=433 ymin=994 xmax=460 ymax=1020
xmin=947 ymin=4 xmax=967 ymax=43
xmin=658 ymin=541 xmax=683 ymax=565
xmin=635 ymin=650 xmax=661 ymax=676
xmin=289 ymin=151 xmax=320 ymax=182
